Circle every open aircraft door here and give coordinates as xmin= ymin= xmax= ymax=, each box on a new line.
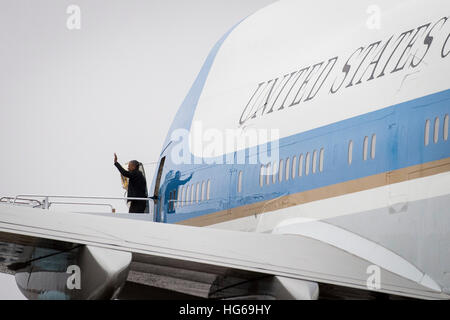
xmin=152 ymin=157 xmax=166 ymax=222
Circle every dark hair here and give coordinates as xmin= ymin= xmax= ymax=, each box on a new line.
xmin=130 ymin=160 xmax=140 ymax=169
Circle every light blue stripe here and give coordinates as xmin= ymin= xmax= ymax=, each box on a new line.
xmin=166 ymin=89 xmax=450 ymax=224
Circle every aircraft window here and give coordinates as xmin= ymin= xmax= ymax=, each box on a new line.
xmin=196 ymin=183 xmax=200 ymax=203
xmin=177 ymin=186 xmax=181 ymax=208
xmin=279 ymin=159 xmax=284 ymax=182
xmin=363 ymin=136 xmax=369 ymax=161
xmin=272 ymin=161 xmax=278 ymax=184
xmin=179 ymin=187 xmax=183 ymax=208
xmin=238 ymin=171 xmax=243 ymax=193
xmin=305 ymin=153 xmax=310 ymax=176
xmin=348 ymin=140 xmax=353 ymax=165
xmin=173 ymin=191 xmax=177 ymax=210
xmin=371 ymin=134 xmax=376 ymax=159
xmin=201 ymin=181 xmax=205 ymax=201
xmin=434 ymin=117 xmax=440 ymax=144
xmin=191 ymin=184 xmax=195 ymax=204
xmin=168 ymin=191 xmax=173 ymax=211
xmin=180 ymin=186 xmax=184 ymax=208
xmin=172 ymin=191 xmax=176 ymax=211
xmin=292 ymin=156 xmax=297 ymax=179
xmin=207 ymin=180 xmax=211 ymax=200
xmin=425 ymin=119 xmax=430 ymax=146
xmin=260 ymin=165 xmax=264 ymax=187
xmin=266 ymin=163 xmax=271 ymax=185
xmin=185 ymin=185 xmax=190 ymax=205
xmin=285 ymin=157 xmax=290 ymax=181
xmin=319 ymin=148 xmax=324 ymax=172
xmin=312 ymin=150 xmax=318 ymax=173
xmin=173 ymin=191 xmax=176 ymax=210
xmin=299 ymin=154 xmax=304 ymax=177
xmin=444 ymin=114 xmax=449 ymax=141
xmin=172 ymin=190 xmax=178 ymax=210
xmin=172 ymin=190 xmax=175 ymax=209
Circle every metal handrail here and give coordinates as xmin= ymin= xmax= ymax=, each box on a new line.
xmin=14 ymin=195 xmax=154 ymax=202
xmin=11 ymin=195 xmax=155 ymax=213
xmin=1 ymin=197 xmax=42 ymax=207
xmin=48 ymin=202 xmax=115 ymax=211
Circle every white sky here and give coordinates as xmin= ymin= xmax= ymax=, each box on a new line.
xmin=0 ymin=0 xmax=275 ymax=211
xmin=0 ymin=0 xmax=276 ymax=299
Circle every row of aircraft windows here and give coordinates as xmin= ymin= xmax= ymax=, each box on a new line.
xmin=425 ymin=114 xmax=449 ymax=146
xmin=171 ymin=116 xmax=449 ymax=208
xmin=348 ymin=134 xmax=377 ymax=165
xmin=258 ymin=149 xmax=325 ymax=188
xmin=176 ymin=180 xmax=211 ymax=208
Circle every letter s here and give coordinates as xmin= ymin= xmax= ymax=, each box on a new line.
xmin=412 ymin=17 xmax=448 ymax=67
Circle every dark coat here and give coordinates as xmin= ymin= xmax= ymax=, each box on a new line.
xmin=114 ymin=162 xmax=148 ymax=201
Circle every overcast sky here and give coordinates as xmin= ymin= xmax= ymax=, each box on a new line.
xmin=0 ymin=0 xmax=276 ymax=299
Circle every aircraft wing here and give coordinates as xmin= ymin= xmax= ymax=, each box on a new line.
xmin=0 ymin=204 xmax=447 ymax=300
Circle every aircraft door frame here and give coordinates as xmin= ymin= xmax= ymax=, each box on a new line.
xmin=153 ymin=156 xmax=166 ymax=222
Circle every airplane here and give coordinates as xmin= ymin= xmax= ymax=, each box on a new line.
xmin=0 ymin=0 xmax=449 ymax=300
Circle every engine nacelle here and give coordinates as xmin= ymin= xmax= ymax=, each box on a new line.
xmin=14 ymin=245 xmax=131 ymax=300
